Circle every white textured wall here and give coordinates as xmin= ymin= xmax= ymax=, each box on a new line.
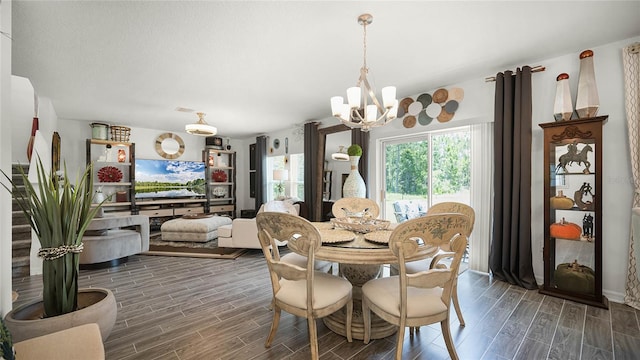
xmin=0 ymin=0 xmax=13 ymax=316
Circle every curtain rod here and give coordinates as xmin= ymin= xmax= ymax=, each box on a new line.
xmin=628 ymin=42 xmax=640 ymax=54
xmin=485 ymin=65 xmax=546 ymax=82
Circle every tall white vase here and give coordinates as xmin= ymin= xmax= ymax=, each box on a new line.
xmin=343 ymin=156 xmax=366 ymax=198
xmin=553 ymin=73 xmax=573 ymax=121
xmin=576 ymin=49 xmax=599 ymax=118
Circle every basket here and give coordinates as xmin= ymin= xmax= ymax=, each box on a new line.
xmin=110 ymin=125 xmax=131 ymax=142
xmin=330 ymin=217 xmax=390 ymax=233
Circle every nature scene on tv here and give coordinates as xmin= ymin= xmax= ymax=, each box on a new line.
xmin=135 ymin=159 xmax=206 ymax=199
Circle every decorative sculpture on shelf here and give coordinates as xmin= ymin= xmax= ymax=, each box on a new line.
xmin=574 ymin=182 xmax=595 ymax=211
xmin=556 ymin=141 xmax=593 ymax=174
xmin=582 ymin=213 xmax=594 ymax=241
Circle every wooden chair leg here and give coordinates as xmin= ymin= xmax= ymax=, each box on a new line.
xmin=440 ymin=320 xmax=459 ymax=360
xmin=308 ymin=318 xmax=319 ymax=360
xmin=265 ymin=306 xmax=281 ymax=347
xmin=346 ymin=299 xmax=353 ymax=343
xmin=362 ymin=297 xmax=371 ymax=344
xmin=452 ymin=280 xmax=465 ymax=326
xmin=395 ymin=321 xmax=406 ymax=360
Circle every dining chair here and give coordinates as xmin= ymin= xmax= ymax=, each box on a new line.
xmin=256 ymin=212 xmax=353 ymax=359
xmin=362 ymin=214 xmax=470 ymax=360
xmin=332 ymin=197 xmax=380 ymax=218
xmin=391 ymin=201 xmax=475 ymax=326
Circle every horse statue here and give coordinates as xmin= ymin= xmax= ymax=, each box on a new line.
xmin=556 ymin=143 xmax=593 ymax=173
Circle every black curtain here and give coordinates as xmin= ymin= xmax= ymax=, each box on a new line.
xmin=304 ymin=122 xmax=319 ymax=220
xmin=351 ymin=129 xmax=369 ymax=196
xmin=255 ymin=135 xmax=267 ymax=212
xmin=489 ymin=66 xmax=538 ymax=290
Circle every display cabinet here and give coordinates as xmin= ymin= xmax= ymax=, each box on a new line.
xmin=204 ymin=148 xmax=236 ymax=217
xmin=539 ymin=116 xmax=608 ymax=308
xmin=86 ymin=139 xmax=135 ymax=215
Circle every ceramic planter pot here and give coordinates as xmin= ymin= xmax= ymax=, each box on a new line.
xmin=4 ymin=287 xmax=117 ymax=343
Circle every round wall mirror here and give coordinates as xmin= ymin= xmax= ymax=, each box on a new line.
xmin=155 ymin=132 xmax=185 ymax=159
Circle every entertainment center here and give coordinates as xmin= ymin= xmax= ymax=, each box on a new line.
xmin=86 ymin=139 xmax=236 ymax=228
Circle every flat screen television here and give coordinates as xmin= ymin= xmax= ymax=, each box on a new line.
xmin=135 ymin=159 xmax=206 ymax=199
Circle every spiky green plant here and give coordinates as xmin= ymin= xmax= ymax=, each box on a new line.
xmin=1 ymin=157 xmax=103 ymax=317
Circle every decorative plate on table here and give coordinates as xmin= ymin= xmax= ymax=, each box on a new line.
xmin=318 ymin=229 xmax=355 ymax=244
xmin=97 ymin=166 xmax=123 ymax=182
xmin=364 ymin=230 xmax=393 ymax=244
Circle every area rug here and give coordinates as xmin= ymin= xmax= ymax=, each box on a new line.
xmin=143 ymin=233 xmax=247 ymax=260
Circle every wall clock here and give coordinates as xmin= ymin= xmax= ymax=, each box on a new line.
xmin=155 ymin=132 xmax=185 ymax=159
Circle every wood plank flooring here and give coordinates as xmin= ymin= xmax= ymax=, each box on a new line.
xmin=11 ymin=250 xmax=640 ymax=359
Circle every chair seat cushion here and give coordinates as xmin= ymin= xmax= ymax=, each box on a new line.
xmin=281 ymin=252 xmax=333 ymax=273
xmin=362 ymin=276 xmax=446 ymax=318
xmin=277 ymin=272 xmax=351 ymax=309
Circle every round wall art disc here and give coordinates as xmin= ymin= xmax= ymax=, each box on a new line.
xmin=444 ymin=100 xmax=459 ymax=113
xmin=418 ymin=111 xmax=433 ymax=126
xmin=403 ymin=116 xmax=417 ymax=128
xmin=437 ymin=110 xmax=455 ymax=123
xmin=398 ymin=97 xmax=414 ymax=118
xmin=417 ymin=93 xmax=432 ymax=107
xmin=408 ymin=101 xmax=423 ymax=116
xmin=448 ymin=87 xmax=465 ymax=102
xmin=425 ymin=103 xmax=442 ymax=118
xmin=433 ymin=88 xmax=449 ymax=104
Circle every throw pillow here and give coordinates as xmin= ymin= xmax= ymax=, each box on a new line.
xmin=0 ymin=318 xmax=15 ymax=360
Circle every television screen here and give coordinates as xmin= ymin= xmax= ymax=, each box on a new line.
xmin=135 ymin=159 xmax=206 ymax=199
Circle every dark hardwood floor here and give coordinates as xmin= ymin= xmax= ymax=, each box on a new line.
xmin=11 ymin=250 xmax=640 ymax=359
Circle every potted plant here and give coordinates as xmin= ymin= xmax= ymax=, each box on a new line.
xmin=1 ymin=157 xmax=117 ymax=342
xmin=347 ymin=144 xmax=363 ymax=157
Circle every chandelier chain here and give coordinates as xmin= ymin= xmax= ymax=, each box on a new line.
xmin=362 ymin=21 xmax=368 ymax=70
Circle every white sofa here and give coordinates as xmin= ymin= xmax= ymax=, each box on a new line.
xmin=218 ymin=201 xmax=299 ymax=249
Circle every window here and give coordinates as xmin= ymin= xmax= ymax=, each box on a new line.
xmin=381 ymin=126 xmax=471 ymax=222
xmin=266 ymin=154 xmax=304 ymax=202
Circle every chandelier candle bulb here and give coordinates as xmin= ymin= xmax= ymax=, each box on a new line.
xmin=366 ymin=105 xmax=377 ymax=122
xmin=331 ymin=97 xmax=344 ymax=116
xmin=382 ymin=86 xmax=396 ymax=108
xmin=347 ymin=87 xmax=361 ymax=108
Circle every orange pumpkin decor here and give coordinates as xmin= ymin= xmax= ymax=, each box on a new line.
xmin=550 ymin=218 xmax=582 ymax=240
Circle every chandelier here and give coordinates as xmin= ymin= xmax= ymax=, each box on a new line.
xmin=330 ymin=14 xmax=398 ymax=132
xmin=185 ymin=112 xmax=217 ymax=136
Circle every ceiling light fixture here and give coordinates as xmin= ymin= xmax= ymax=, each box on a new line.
xmin=330 ymin=13 xmax=398 ymax=132
xmin=331 ymin=146 xmax=349 ymax=161
xmin=185 ymin=112 xmax=217 ymax=136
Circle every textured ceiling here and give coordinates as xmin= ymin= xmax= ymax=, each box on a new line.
xmin=11 ymin=1 xmax=640 ymax=138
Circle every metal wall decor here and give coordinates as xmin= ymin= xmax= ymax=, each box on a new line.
xmin=397 ymin=87 xmax=464 ymax=128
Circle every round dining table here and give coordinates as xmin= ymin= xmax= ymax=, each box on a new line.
xmin=291 ymin=222 xmax=438 ymax=341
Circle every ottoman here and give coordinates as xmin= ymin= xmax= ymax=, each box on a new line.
xmin=161 ymin=216 xmax=232 ymax=242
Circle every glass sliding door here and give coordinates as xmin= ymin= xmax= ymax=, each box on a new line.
xmin=381 ymin=127 xmax=471 ymax=223
xmin=382 ymin=137 xmax=429 ymax=222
